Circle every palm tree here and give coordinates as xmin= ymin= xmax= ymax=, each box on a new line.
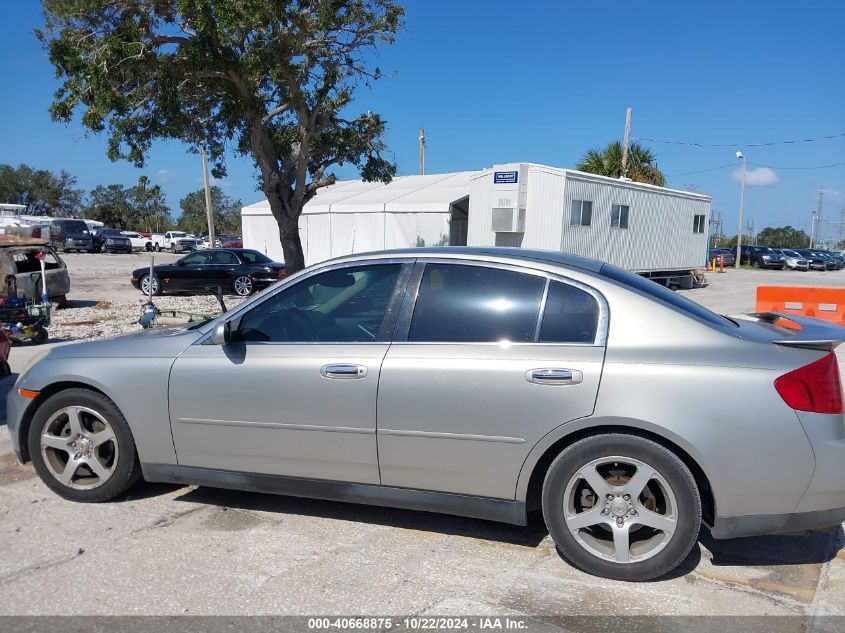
xmin=576 ymin=141 xmax=666 ymax=186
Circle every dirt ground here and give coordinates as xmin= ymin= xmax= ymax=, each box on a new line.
xmin=0 ymin=253 xmax=843 ymax=619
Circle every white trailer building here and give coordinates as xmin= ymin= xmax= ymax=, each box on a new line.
xmin=242 ymin=162 xmax=711 ymax=279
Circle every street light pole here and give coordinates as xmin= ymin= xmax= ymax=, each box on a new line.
xmin=735 ymin=151 xmax=746 ymax=269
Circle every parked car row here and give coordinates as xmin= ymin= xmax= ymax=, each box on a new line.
xmin=713 ymin=244 xmax=845 ymax=271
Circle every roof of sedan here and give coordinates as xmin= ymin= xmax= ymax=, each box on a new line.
xmin=338 ymin=247 xmax=605 ymax=273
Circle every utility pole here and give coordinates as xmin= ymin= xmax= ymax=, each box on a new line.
xmin=735 ymin=151 xmax=747 ymax=268
xmin=201 ymin=143 xmax=216 ymax=246
xmin=418 ymin=128 xmax=426 ymax=175
xmin=621 ymin=107 xmax=632 ymax=178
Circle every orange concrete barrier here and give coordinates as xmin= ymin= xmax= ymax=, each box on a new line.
xmin=756 ymin=286 xmax=845 ymax=326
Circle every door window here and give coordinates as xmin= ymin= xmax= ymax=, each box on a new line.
xmin=180 ymin=252 xmax=208 ymax=265
xmin=209 ymin=251 xmax=239 ymax=265
xmin=538 ymin=281 xmax=600 ymax=344
xmin=235 ymin=264 xmax=403 ymax=343
xmin=407 ymin=264 xmax=545 ymax=343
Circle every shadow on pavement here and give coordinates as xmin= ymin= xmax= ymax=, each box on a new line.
xmin=175 ymin=485 xmax=550 ymax=548
xmin=700 ymin=525 xmax=843 ymax=566
xmin=0 ymin=374 xmax=16 ymax=427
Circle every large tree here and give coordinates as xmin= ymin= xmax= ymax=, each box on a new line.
xmin=178 ymin=186 xmax=242 ymax=236
xmin=84 ymin=176 xmax=172 ymax=231
xmin=0 ymin=163 xmax=84 ymax=215
xmin=38 ymin=0 xmax=403 ymax=273
xmin=577 ymin=141 xmax=666 ymax=186
xmin=755 ymin=225 xmax=810 ymax=249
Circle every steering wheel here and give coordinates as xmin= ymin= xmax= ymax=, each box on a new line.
xmin=280 ymin=308 xmax=317 ymax=342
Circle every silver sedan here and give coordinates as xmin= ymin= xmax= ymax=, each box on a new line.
xmin=7 ymin=248 xmax=845 ymax=581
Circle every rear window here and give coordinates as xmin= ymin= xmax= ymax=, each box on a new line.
xmin=599 ymin=264 xmax=733 ymax=328
xmin=238 ymin=250 xmax=272 ymax=264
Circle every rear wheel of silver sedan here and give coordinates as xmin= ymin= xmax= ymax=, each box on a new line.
xmin=542 ymin=433 xmax=701 ymax=581
xmin=28 ymin=389 xmax=142 ymax=502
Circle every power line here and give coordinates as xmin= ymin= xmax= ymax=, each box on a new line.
xmin=634 ymin=132 xmax=845 ymax=148
xmin=667 ymin=160 xmax=845 ymax=178
xmin=749 ymin=161 xmax=845 ymax=170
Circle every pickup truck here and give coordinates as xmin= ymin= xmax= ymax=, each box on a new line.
xmin=121 ymin=231 xmax=152 ymax=252
xmin=149 ymin=231 xmax=199 ymax=253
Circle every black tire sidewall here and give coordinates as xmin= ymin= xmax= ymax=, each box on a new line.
xmin=542 ymin=433 xmax=701 ymax=581
xmin=28 ymin=388 xmax=141 ymax=502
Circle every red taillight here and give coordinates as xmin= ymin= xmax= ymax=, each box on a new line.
xmin=775 ymin=352 xmax=843 ymax=414
xmin=277 ymin=268 xmax=287 ymax=279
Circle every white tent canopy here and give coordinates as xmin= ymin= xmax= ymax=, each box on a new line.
xmin=241 ymin=171 xmax=477 ymax=265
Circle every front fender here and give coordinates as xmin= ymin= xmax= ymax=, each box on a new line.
xmin=13 ymin=357 xmax=178 ymax=467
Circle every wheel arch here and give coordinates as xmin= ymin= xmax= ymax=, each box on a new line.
xmin=517 ymin=419 xmax=716 ymax=528
xmin=16 ymin=380 xmax=114 ymax=463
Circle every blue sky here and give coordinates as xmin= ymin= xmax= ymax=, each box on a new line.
xmin=1 ymin=1 xmax=843 ymax=241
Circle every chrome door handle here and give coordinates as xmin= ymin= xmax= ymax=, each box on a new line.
xmin=526 ymin=368 xmax=583 ymax=385
xmin=321 ymin=364 xmax=368 ymax=379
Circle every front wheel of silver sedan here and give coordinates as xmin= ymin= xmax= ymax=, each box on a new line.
xmin=28 ymin=389 xmax=142 ymax=502
xmin=542 ymin=433 xmax=701 ymax=581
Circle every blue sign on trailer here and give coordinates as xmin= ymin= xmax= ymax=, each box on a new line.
xmin=493 ymin=171 xmax=518 ymax=184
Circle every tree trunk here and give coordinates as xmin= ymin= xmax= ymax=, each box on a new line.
xmin=266 ymin=190 xmax=306 ymax=273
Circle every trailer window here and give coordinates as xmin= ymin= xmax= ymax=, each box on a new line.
xmin=570 ymin=200 xmax=592 ymax=227
xmin=693 ymin=214 xmax=706 ymax=233
xmin=610 ymin=204 xmax=630 ymax=229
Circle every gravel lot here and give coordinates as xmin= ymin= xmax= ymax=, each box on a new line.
xmin=0 ymin=254 xmax=844 ymax=619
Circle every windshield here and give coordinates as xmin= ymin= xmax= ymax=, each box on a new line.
xmin=599 ymin=264 xmax=734 ymax=328
xmin=238 ymin=250 xmax=273 ymax=264
xmin=57 ymin=220 xmax=89 ymax=235
xmin=171 ymin=232 xmax=187 ymax=237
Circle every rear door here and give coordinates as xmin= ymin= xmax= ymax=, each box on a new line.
xmin=203 ymin=250 xmax=240 ymax=292
xmin=376 ymin=260 xmax=606 ymax=500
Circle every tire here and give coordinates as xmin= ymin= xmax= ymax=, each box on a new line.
xmin=751 ymin=259 xmax=760 ymax=269
xmin=28 ymin=388 xmax=142 ymax=502
xmin=139 ymin=273 xmax=161 ymax=296
xmin=542 ymin=433 xmax=701 ymax=581
xmin=55 ymin=295 xmax=69 ymax=310
xmin=171 ymin=244 xmax=176 ymax=254
xmin=32 ymin=327 xmax=48 ymax=345
xmin=155 ymin=244 xmax=161 ymax=252
xmin=232 ymin=275 xmax=254 ymax=297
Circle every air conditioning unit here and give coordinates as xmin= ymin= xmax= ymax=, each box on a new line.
xmin=491 ymin=207 xmax=525 ymax=233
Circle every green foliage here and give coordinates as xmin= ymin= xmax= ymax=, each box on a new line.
xmin=178 ymin=186 xmax=242 ymax=236
xmin=576 ymin=141 xmax=666 ymax=186
xmin=84 ymin=176 xmax=172 ymax=232
xmin=755 ymin=226 xmax=810 ymax=249
xmin=39 ymin=0 xmax=404 ymax=272
xmin=0 ymin=163 xmax=83 ymax=215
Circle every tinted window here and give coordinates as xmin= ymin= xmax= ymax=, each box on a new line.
xmin=238 ymin=250 xmax=272 ymax=264
xmin=180 ymin=252 xmax=208 ymax=265
xmin=599 ymin=264 xmax=732 ymax=328
xmin=236 ymin=264 xmax=402 ymax=343
xmin=209 ymin=251 xmax=239 ymax=265
xmin=54 ymin=220 xmax=89 ymax=235
xmin=539 ymin=282 xmax=600 ymax=344
xmin=570 ymin=200 xmax=592 ymax=226
xmin=408 ymin=264 xmax=545 ymax=343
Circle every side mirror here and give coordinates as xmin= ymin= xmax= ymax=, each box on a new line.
xmin=209 ymin=322 xmax=230 ymax=345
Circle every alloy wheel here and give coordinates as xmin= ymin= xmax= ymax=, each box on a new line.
xmin=233 ymin=275 xmax=254 ymax=296
xmin=39 ymin=406 xmax=119 ymax=490
xmin=562 ymin=456 xmax=678 ymax=564
xmin=140 ymin=275 xmax=158 ymax=295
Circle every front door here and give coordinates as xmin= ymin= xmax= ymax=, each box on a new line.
xmin=169 ymin=260 xmax=411 ymax=484
xmin=377 ymin=261 xmax=606 ymax=500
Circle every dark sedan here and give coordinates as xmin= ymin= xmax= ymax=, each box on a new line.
xmin=707 ymin=248 xmax=735 ymax=266
xmin=131 ymin=248 xmax=286 ymax=297
xmin=795 ymin=249 xmax=836 ymax=271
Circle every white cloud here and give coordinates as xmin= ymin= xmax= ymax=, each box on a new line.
xmin=822 ymin=188 xmax=845 ymax=206
xmin=156 ymin=169 xmax=177 ymax=184
xmin=196 ymin=176 xmax=236 ymax=189
xmin=731 ymin=166 xmax=778 ymax=187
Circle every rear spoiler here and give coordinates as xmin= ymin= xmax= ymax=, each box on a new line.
xmin=739 ymin=312 xmax=845 ymax=351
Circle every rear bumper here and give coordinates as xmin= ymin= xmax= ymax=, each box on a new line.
xmin=711 ymin=507 xmax=845 ymax=539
